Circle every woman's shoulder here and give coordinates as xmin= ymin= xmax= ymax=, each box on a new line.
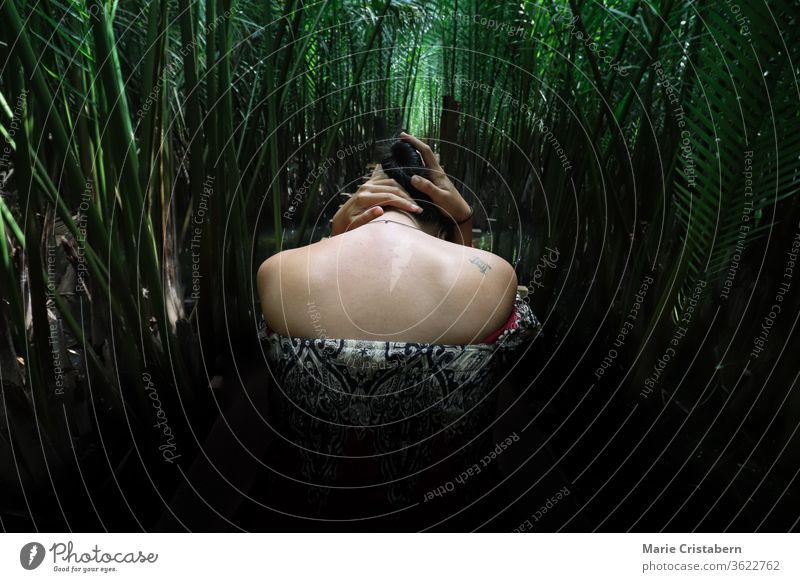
xmin=468 ymin=247 xmax=516 ymax=279
xmin=435 ymin=240 xmax=516 ymax=273
xmin=256 ymin=245 xmax=314 ymax=285
xmin=445 ymin=245 xmax=518 ymax=297
xmin=256 ymin=248 xmax=307 ymax=317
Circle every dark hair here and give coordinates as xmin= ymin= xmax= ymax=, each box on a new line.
xmin=378 ymin=139 xmax=451 ymax=234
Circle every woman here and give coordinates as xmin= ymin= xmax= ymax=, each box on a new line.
xmin=254 ymin=133 xmax=540 ymax=525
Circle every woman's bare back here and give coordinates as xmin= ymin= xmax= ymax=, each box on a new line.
xmin=257 ymin=222 xmax=518 ymax=344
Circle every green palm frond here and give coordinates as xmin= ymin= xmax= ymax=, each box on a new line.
xmin=673 ymin=0 xmax=798 ymax=296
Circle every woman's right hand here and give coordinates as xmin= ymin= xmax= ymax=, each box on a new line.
xmin=399 ymin=132 xmax=472 ymax=225
xmin=330 ymin=166 xmax=424 ymax=236
xmin=398 ymin=132 xmax=473 ymax=246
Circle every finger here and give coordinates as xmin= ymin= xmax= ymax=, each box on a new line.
xmin=347 ymin=206 xmax=383 ymax=231
xmin=378 ymin=196 xmax=424 ymax=213
xmin=366 ymin=192 xmax=424 ymax=214
xmin=409 ymin=175 xmax=449 ymax=200
xmin=351 ymin=190 xmax=424 ymax=213
xmin=376 ymin=194 xmax=424 ymax=213
xmin=369 ymin=164 xmax=386 ymax=180
xmin=358 ymin=185 xmax=418 ymax=203
xmin=362 ymin=179 xmax=403 ymax=193
xmin=366 ymin=178 xmax=402 ymax=187
xmin=399 ymin=132 xmax=443 ymax=172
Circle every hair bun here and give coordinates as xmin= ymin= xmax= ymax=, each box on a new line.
xmin=379 ymin=139 xmax=428 ymax=199
xmin=388 ymin=140 xmax=424 ymax=169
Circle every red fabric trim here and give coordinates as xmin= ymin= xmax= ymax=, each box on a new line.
xmin=479 ymin=305 xmax=520 ymax=344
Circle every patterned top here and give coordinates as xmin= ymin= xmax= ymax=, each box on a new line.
xmin=257 ymin=293 xmax=541 ymax=513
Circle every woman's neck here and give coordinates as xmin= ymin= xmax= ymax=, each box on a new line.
xmin=370 ymin=208 xmax=423 ymax=229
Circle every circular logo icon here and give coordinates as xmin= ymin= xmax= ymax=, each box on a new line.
xmin=20 ymin=542 xmax=46 ymax=570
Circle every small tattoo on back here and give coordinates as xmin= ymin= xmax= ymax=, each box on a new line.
xmin=469 ymin=256 xmax=492 ymax=274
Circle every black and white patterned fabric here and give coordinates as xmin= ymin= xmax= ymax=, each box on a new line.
xmin=257 ymin=293 xmax=541 ymax=511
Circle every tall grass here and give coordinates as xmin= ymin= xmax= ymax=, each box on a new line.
xmin=0 ymin=0 xmax=798 ymax=528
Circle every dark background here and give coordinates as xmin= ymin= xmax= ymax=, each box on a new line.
xmin=0 ymin=0 xmax=798 ymax=531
